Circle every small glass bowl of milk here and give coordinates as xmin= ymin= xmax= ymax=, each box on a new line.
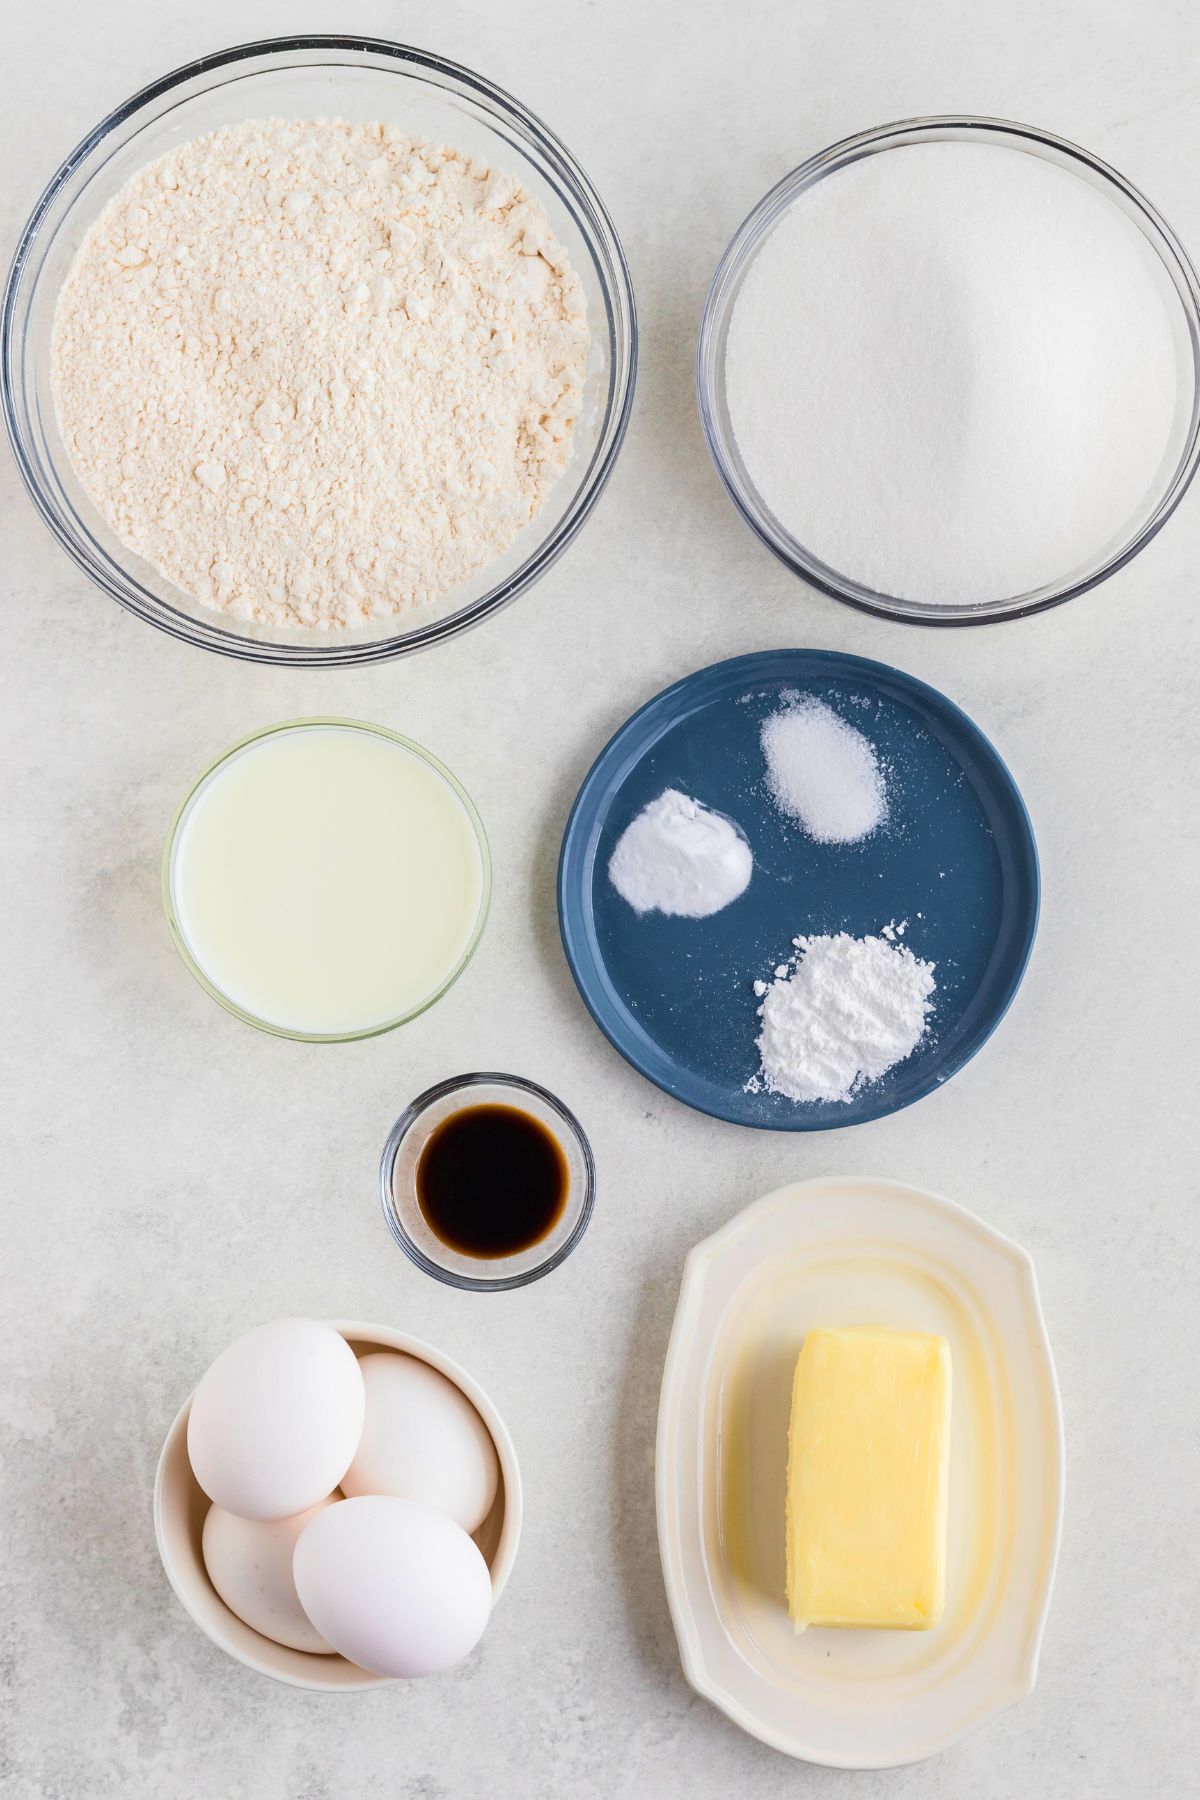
xmin=162 ymin=719 xmax=490 ymax=1041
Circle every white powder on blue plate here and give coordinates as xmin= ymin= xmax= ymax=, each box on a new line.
xmin=608 ymin=789 xmax=752 ymax=918
xmin=761 ymin=696 xmax=885 ymax=843
xmin=753 ymin=930 xmax=936 ymax=1103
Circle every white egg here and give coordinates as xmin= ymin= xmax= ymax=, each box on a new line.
xmin=187 ymin=1318 xmax=365 ymax=1520
xmin=340 ymin=1353 xmax=500 ymax=1534
xmin=292 ymin=1494 xmax=492 ymax=1678
xmin=202 ymin=1496 xmax=338 ymax=1653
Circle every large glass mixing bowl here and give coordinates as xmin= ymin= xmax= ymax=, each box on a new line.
xmin=2 ymin=36 xmax=637 ymax=664
xmin=698 ymin=117 xmax=1200 ymax=625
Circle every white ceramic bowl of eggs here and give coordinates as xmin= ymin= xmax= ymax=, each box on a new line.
xmin=154 ymin=1318 xmax=521 ymax=1690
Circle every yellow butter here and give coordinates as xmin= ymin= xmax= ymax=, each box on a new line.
xmin=786 ymin=1326 xmax=951 ymax=1631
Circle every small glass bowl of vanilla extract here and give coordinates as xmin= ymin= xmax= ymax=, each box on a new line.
xmin=380 ymin=1073 xmax=596 ymax=1290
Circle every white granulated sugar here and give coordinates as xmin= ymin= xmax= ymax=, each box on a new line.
xmin=754 ymin=930 xmax=936 ymax=1103
xmin=761 ymin=696 xmax=885 ymax=842
xmin=608 ymin=789 xmax=753 ymax=918
xmin=52 ymin=119 xmax=588 ymax=628
xmin=727 ymin=141 xmax=1183 ymax=605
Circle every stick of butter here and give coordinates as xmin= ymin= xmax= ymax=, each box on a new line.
xmin=786 ymin=1326 xmax=952 ymax=1631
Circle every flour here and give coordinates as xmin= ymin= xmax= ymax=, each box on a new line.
xmin=761 ymin=696 xmax=885 ymax=843
xmin=608 ymin=789 xmax=753 ymax=918
xmin=727 ymin=140 xmax=1183 ymax=604
xmin=753 ymin=930 xmax=936 ymax=1103
xmin=52 ymin=119 xmax=589 ymax=628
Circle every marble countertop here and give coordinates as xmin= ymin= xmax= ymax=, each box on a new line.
xmin=2 ymin=1 xmax=1197 ymax=1794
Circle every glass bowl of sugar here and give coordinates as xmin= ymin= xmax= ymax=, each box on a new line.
xmin=2 ymin=36 xmax=636 ymax=665
xmin=698 ymin=116 xmax=1200 ymax=625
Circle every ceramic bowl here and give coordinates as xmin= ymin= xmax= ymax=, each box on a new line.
xmin=154 ymin=1320 xmax=522 ymax=1689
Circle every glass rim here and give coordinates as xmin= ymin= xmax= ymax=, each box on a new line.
xmin=161 ymin=717 xmax=492 ymax=1042
xmin=697 ymin=113 xmax=1200 ymax=627
xmin=2 ymin=33 xmax=638 ymax=666
xmin=379 ymin=1071 xmax=596 ymax=1291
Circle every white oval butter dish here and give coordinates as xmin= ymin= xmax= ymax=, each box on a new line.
xmin=655 ymin=1177 xmax=1064 ymax=1767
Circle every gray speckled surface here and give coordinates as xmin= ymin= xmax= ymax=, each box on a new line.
xmin=2 ymin=1 xmax=1199 ymax=1794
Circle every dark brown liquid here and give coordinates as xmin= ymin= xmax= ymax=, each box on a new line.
xmin=416 ymin=1104 xmax=568 ymax=1258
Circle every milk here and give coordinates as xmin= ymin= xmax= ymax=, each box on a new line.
xmin=168 ymin=724 xmax=487 ymax=1037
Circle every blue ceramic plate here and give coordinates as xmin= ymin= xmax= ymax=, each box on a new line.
xmin=558 ymin=651 xmax=1039 ymax=1130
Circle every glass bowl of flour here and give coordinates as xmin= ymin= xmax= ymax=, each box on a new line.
xmin=2 ymin=36 xmax=636 ymax=664
xmin=698 ymin=117 xmax=1200 ymax=625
